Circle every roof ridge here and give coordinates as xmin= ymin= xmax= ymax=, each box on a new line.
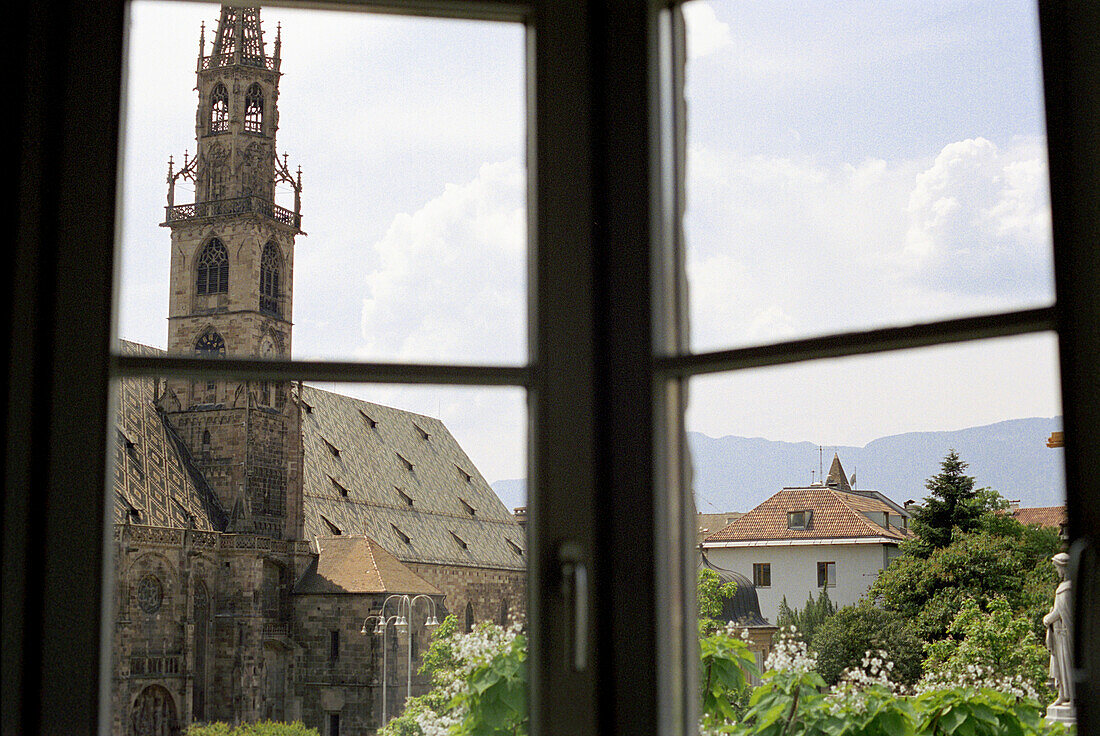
xmin=827 ymin=488 xmax=887 ymax=537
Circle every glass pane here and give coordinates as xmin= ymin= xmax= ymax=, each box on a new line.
xmin=690 ymin=333 xmax=1067 ymax=713
xmin=683 ymin=1 xmax=1054 ymax=353
xmin=116 ymin=1 xmax=527 ymax=365
xmin=110 ymin=367 xmax=528 ymax=731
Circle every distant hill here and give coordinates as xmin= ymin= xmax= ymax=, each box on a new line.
xmin=492 ymin=417 xmax=1066 ymax=513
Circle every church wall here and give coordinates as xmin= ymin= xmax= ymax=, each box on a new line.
xmin=404 ymin=562 xmax=526 ymax=629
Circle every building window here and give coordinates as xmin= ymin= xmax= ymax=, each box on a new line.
xmin=196 ymin=238 xmax=229 ymax=295
xmin=787 ymin=510 xmax=812 ymax=530
xmin=752 ymin=563 xmax=771 ymax=588
xmin=465 ymin=602 xmax=475 ymax=633
xmin=328 ymin=713 xmax=340 ymax=736
xmin=817 ymin=561 xmax=836 ymax=588
xmin=244 ymin=83 xmax=264 ymax=134
xmin=329 ymin=630 xmax=340 ymax=661
xmin=209 ymin=83 xmax=229 ymax=133
xmin=260 ymin=241 xmax=280 ymax=315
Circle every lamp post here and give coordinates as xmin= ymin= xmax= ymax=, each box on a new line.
xmin=361 ymin=594 xmax=440 ymax=726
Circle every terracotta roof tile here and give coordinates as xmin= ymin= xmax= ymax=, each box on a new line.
xmin=1011 ymin=506 xmax=1066 ymax=529
xmin=293 ymin=535 xmax=442 ymax=595
xmin=704 ymin=487 xmax=908 ymax=544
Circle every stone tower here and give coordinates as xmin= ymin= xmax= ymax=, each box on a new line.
xmin=161 ymin=5 xmax=304 ymax=540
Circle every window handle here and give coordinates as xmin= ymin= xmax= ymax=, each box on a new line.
xmin=559 ymin=541 xmax=588 ymax=672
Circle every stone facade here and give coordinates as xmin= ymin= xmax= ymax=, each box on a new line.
xmin=111 ymin=7 xmax=526 ymax=735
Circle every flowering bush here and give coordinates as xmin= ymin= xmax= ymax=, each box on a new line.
xmin=378 ymin=615 xmax=526 ymax=736
xmin=919 ymin=596 xmax=1050 ymax=702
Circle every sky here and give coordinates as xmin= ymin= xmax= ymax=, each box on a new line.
xmin=115 ymin=0 xmax=1063 ymax=490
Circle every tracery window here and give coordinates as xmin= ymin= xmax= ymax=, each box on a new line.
xmin=209 ymin=83 xmax=229 ymax=133
xmin=260 ymin=241 xmax=280 ymax=315
xmin=196 ymin=238 xmax=229 ymax=295
xmin=244 ymin=83 xmax=264 ymax=134
xmin=136 ymin=575 xmax=163 ymax=614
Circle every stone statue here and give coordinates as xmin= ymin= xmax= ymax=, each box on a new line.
xmin=1043 ymin=552 xmax=1074 ymax=722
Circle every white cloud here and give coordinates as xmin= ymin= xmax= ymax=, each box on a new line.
xmin=683 ymin=1 xmax=731 ymax=60
xmin=900 ymin=137 xmax=1053 ymax=299
xmin=360 ymin=158 xmax=526 ymax=364
xmin=685 ymin=137 xmax=1055 ymax=353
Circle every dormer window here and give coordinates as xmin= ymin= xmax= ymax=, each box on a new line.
xmin=456 ymin=465 xmax=472 ymax=483
xmin=329 ymin=477 xmax=350 ymax=498
xmin=321 ymin=516 xmax=341 ymax=536
xmin=395 ymin=487 xmax=414 ymax=507
xmin=321 ymin=438 xmax=341 ymax=459
xmin=506 ymin=538 xmax=523 ymax=557
xmin=414 ymin=423 xmax=430 ymax=441
xmin=787 ymin=510 xmax=812 ymax=530
xmin=396 ymin=452 xmax=413 ymax=472
xmin=460 ymin=498 xmax=476 ymax=516
xmin=359 ymin=410 xmax=378 ymax=429
xmin=391 ymin=524 xmax=411 ymax=545
xmin=209 ymin=83 xmax=229 ymax=133
xmin=244 ymin=83 xmax=264 ymax=134
xmin=450 ymin=531 xmax=468 ymax=550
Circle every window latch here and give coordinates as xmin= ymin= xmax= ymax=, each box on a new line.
xmin=559 ymin=541 xmax=588 ymax=672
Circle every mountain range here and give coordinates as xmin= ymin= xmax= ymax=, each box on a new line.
xmin=490 ymin=416 xmax=1065 ymax=513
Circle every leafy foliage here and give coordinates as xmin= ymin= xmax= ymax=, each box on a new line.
xmin=699 ymin=567 xmax=740 ymax=635
xmin=921 ymin=597 xmax=1051 ymax=702
xmin=700 ymin=625 xmax=759 ymax=727
xmin=810 ymin=604 xmax=924 ymax=687
xmin=870 ymin=520 xmax=1061 ymax=644
xmin=186 ymin=722 xmax=319 ymax=736
xmin=776 ymin=589 xmax=836 ymax=645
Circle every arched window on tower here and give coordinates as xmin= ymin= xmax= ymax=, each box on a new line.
xmin=260 ymin=242 xmax=280 ymax=315
xmin=244 ymin=83 xmax=264 ymax=134
xmin=209 ymin=83 xmax=229 ymax=134
xmin=196 ymin=239 xmax=229 ymax=295
xmin=194 ymin=330 xmax=225 ymax=405
xmin=465 ymin=602 xmax=475 ymax=633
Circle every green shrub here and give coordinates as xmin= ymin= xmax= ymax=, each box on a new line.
xmin=810 ymin=604 xmax=924 ymax=687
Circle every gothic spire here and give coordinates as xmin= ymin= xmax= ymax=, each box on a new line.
xmin=824 ymin=453 xmax=851 ymax=492
xmin=210 ymin=6 xmax=270 ymax=69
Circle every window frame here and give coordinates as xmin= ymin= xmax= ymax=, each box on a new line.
xmin=6 ymin=2 xmax=1100 ymax=736
xmin=752 ymin=562 xmax=771 ymax=588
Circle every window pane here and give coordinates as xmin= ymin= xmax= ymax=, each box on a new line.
xmin=691 ymin=333 xmax=1065 ymax=630
xmin=683 ymin=0 xmax=1053 ymax=353
xmin=115 ymin=1 xmax=527 ymax=365
xmin=110 ymin=371 xmax=528 ymax=731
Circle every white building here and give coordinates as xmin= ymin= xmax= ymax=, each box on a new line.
xmin=700 ymin=455 xmax=910 ymax=624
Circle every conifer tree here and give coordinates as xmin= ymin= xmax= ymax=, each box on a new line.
xmin=910 ymin=450 xmax=998 ymax=556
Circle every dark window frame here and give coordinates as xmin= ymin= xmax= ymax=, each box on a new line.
xmin=752 ymin=562 xmax=771 ymax=588
xmin=8 ymin=2 xmax=1100 ymax=736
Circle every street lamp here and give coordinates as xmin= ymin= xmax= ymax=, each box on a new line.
xmin=361 ymin=594 xmax=440 ymax=726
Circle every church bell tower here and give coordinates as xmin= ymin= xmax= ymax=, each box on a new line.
xmin=161 ymin=5 xmax=303 ymax=539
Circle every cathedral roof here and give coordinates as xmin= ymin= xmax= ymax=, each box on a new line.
xmin=293 ymin=535 xmax=442 ymax=596
xmin=299 ymin=385 xmax=526 ymax=571
xmin=112 ymin=341 xmax=228 ymax=531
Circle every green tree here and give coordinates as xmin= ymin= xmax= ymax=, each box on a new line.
xmin=775 ymin=589 xmax=836 ymax=645
xmin=698 ymin=567 xmax=739 ymax=635
xmin=870 ymin=522 xmax=1061 ymax=643
xmin=810 ymin=603 xmax=924 ymax=687
xmin=909 ymin=450 xmax=1002 ymax=556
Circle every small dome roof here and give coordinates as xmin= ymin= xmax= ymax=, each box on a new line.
xmin=700 ymin=553 xmax=771 ymax=627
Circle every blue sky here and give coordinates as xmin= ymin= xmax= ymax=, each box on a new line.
xmin=116 ymin=1 xmax=1063 ymax=487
